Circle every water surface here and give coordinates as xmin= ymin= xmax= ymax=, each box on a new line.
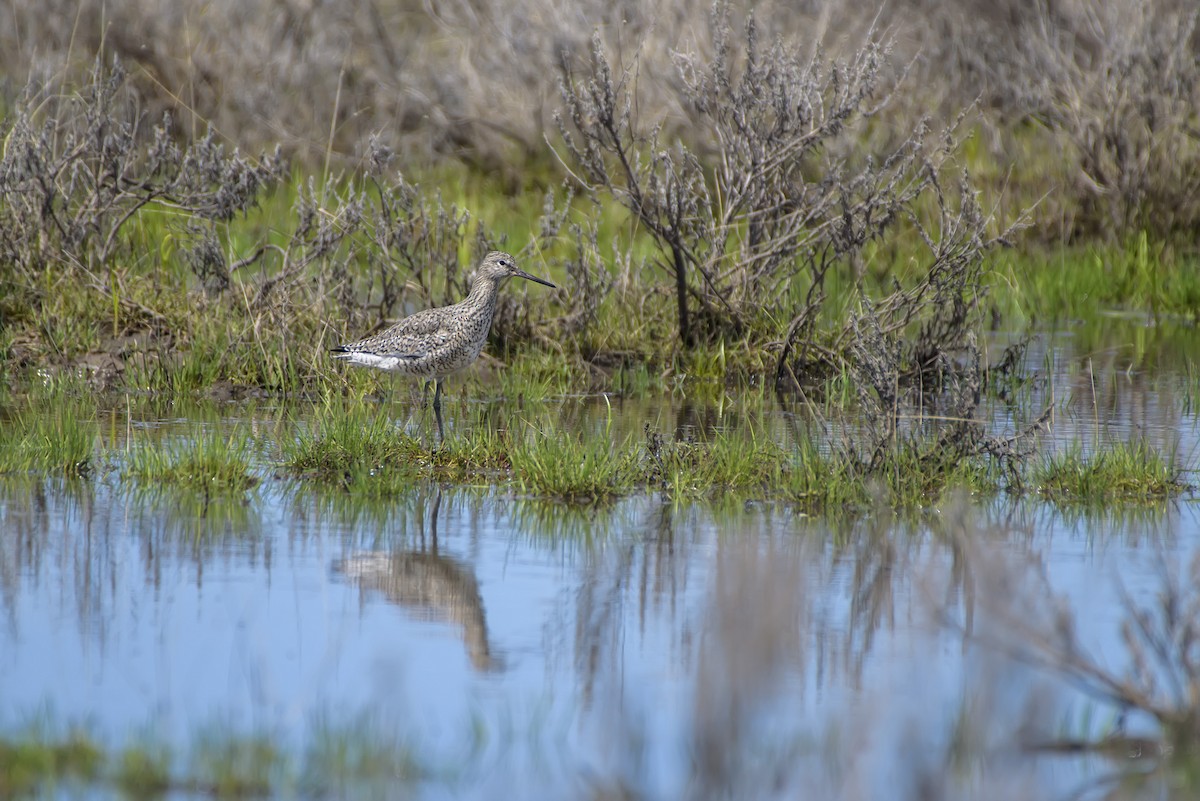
xmin=2 ymin=322 xmax=1199 ymax=799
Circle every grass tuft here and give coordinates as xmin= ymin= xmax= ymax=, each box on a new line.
xmin=281 ymin=399 xmax=426 ymax=493
xmin=0 ymin=404 xmax=95 ymax=477
xmin=126 ymin=427 xmax=258 ymax=491
xmin=511 ymin=421 xmax=633 ymax=502
xmin=1034 ymin=442 xmax=1186 ymax=503
xmin=781 ymin=439 xmax=865 ymax=513
xmin=0 ymin=713 xmax=424 ymax=799
xmin=430 ymin=423 xmax=515 ymax=482
xmin=643 ymin=426 xmax=786 ymax=498
xmin=190 ymin=731 xmax=284 ymax=797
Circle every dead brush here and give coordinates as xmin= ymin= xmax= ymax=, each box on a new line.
xmin=927 ymin=0 xmax=1200 ymax=239
xmin=555 ymin=3 xmax=1019 ymax=358
xmin=0 ymin=57 xmax=283 ymax=274
xmin=556 ymin=1 xmax=1032 ymax=484
xmin=0 ymin=0 xmax=879 ymax=172
xmin=0 ymin=56 xmax=284 ymax=344
xmin=830 ymin=175 xmax=1043 ymax=483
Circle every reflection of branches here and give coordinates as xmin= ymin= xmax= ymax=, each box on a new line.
xmin=847 ymin=529 xmax=897 ymax=667
xmin=939 ymin=509 xmax=1200 ymax=776
xmin=688 ymin=539 xmax=808 ymax=800
xmin=0 ymin=478 xmax=54 ymax=633
xmin=0 ymin=480 xmax=270 ymax=633
xmin=572 ymin=499 xmax=689 ymax=706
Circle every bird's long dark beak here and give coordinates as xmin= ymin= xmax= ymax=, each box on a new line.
xmin=515 ymin=269 xmax=556 ymax=289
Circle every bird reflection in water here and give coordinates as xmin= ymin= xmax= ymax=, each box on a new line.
xmin=333 ymin=491 xmax=500 ymax=672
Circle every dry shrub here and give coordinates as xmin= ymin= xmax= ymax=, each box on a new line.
xmin=4 ymin=0 xmax=1196 ymax=244
xmin=0 ymin=0 xmax=720 ymax=171
xmin=0 ymin=0 xmax=438 ymax=165
xmin=557 ymin=6 xmax=998 ymax=350
xmin=0 ymin=0 xmax=908 ymax=172
xmin=907 ymin=0 xmax=1200 ymax=239
xmin=555 ymin=2 xmax=1034 ymax=476
xmin=0 ymin=56 xmax=284 ymax=347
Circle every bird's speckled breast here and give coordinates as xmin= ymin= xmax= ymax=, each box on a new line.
xmin=399 ymin=302 xmax=494 ymax=379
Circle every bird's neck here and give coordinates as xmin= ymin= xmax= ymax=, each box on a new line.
xmin=466 ymin=275 xmax=500 ymax=307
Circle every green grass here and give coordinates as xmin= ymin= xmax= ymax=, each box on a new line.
xmin=1033 ymin=441 xmax=1186 ymax=503
xmin=2 ymin=98 xmax=1199 ymax=407
xmin=125 ymin=426 xmax=258 ymax=491
xmin=5 ymin=160 xmax=1199 ymax=404
xmin=280 ymin=395 xmax=519 ymax=494
xmin=644 ymin=426 xmax=786 ymax=498
xmin=780 ymin=439 xmax=866 ymax=513
xmin=989 ymin=236 xmax=1200 ymax=326
xmin=1 ymin=371 xmax=1193 ymax=512
xmin=281 ymin=395 xmax=519 ymax=494
xmin=430 ymin=422 xmax=515 ymax=482
xmin=496 ymin=348 xmax=592 ymax=400
xmin=0 ymin=402 xmax=96 ymax=476
xmin=512 ymin=429 xmax=634 ymax=502
xmin=283 ymin=397 xmax=424 ymax=474
xmin=282 ymin=394 xmax=550 ymax=492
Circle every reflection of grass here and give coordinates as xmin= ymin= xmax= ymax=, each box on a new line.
xmin=190 ymin=730 xmax=283 ymax=797
xmin=126 ymin=427 xmax=258 ymax=491
xmin=0 ymin=727 xmax=102 ymax=797
xmin=0 ymin=715 xmax=420 ymax=799
xmin=123 ymin=484 xmax=264 ymax=542
xmin=1034 ymin=442 xmax=1185 ymax=503
xmin=302 ymin=714 xmax=422 ymax=796
xmin=113 ymin=740 xmax=171 ymax=798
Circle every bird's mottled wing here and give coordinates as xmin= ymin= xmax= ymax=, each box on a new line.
xmin=347 ymin=307 xmax=452 ymax=358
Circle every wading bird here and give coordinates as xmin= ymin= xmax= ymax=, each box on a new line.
xmin=331 ymin=251 xmax=556 ymax=441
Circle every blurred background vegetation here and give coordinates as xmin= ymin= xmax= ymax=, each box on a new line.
xmin=4 ymin=0 xmax=1195 ymax=238
xmin=1 ymin=0 xmax=1197 ymax=396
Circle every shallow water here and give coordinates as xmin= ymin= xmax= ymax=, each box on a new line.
xmin=2 ymin=321 xmax=1200 ymax=799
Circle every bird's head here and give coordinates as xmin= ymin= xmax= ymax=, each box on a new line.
xmin=476 ymin=251 xmax=556 ymax=288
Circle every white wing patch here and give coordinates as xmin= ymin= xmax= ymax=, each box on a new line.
xmin=331 ymin=351 xmax=426 ymax=372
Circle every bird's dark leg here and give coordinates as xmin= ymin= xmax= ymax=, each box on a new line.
xmin=432 ymin=379 xmax=445 ymax=443
xmin=405 ymin=381 xmax=431 ymax=441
